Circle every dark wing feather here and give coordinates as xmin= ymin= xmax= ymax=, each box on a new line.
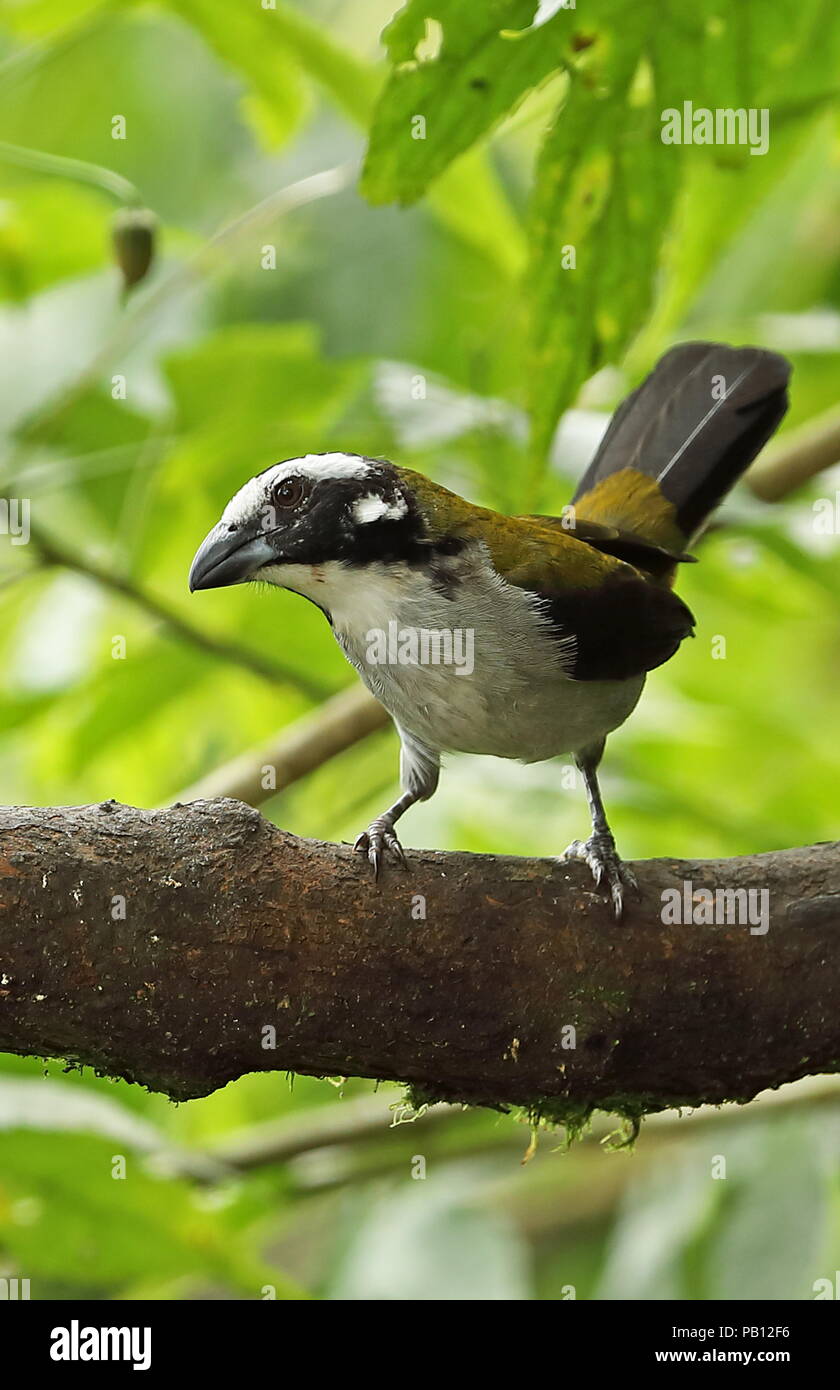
xmin=491 ymin=518 xmax=696 ymax=682
xmin=520 ymin=512 xmax=696 ymax=578
xmin=538 ymin=569 xmax=695 ymax=681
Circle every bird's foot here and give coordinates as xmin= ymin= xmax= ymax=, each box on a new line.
xmin=561 ymin=833 xmax=638 ymax=918
xmin=354 ymin=817 xmax=408 ymax=881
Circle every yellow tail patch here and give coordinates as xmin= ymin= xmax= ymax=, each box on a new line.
xmin=573 ymin=468 xmax=686 ymax=553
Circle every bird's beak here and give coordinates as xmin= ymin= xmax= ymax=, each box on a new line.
xmin=189 ymin=521 xmax=277 ymax=592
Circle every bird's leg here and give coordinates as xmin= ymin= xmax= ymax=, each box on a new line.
xmin=354 ymin=789 xmax=416 ymax=879
xmin=562 ymin=741 xmax=638 ymax=917
xmin=354 ymin=728 xmax=440 ymax=880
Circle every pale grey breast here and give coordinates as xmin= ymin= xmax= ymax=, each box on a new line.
xmin=327 ymin=545 xmax=645 ymax=761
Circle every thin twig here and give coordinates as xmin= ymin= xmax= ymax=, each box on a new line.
xmin=746 ymin=403 xmax=840 ymax=501
xmin=0 ymin=139 xmax=142 ymax=207
xmin=204 ymin=1075 xmax=840 ymax=1181
xmin=171 ymin=685 xmax=389 ymax=807
xmin=25 ymin=517 xmax=328 ymax=700
xmin=15 ymin=163 xmax=355 ymax=443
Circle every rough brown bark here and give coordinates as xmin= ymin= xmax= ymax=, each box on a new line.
xmin=0 ymin=800 xmax=837 ymax=1122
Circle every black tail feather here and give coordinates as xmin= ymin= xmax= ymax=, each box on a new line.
xmin=573 ymin=343 xmax=791 ymax=541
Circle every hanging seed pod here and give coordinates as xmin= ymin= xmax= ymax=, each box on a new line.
xmin=111 ymin=207 xmax=157 ymax=291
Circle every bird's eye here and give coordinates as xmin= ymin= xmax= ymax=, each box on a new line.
xmin=271 ymin=476 xmax=307 ymax=509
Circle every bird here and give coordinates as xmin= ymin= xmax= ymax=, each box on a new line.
xmin=189 ymin=341 xmax=790 ymax=916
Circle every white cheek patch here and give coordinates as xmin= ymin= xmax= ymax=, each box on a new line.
xmin=353 ymin=492 xmax=409 ymax=524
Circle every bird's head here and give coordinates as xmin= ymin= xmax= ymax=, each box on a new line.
xmin=189 ymin=452 xmax=430 ymax=600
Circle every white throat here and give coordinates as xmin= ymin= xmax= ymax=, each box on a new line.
xmin=260 ymin=559 xmax=412 ymax=635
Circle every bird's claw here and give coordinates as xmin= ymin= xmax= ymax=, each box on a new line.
xmin=354 ymin=818 xmax=408 ymax=880
xmin=562 ymin=835 xmax=638 ymax=918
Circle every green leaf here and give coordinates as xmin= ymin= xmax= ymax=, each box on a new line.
xmin=164 ymin=0 xmax=307 ymax=147
xmin=323 ymin=1176 xmax=532 ymax=1300
xmin=527 ymin=20 xmax=677 ymax=474
xmin=428 ymin=150 xmax=527 ymax=277
xmin=0 ymin=1077 xmax=163 ymax=1149
xmin=753 ymin=0 xmax=840 ymax=111
xmin=162 ymin=0 xmax=380 ymax=127
xmin=163 ymin=0 xmax=526 ymax=272
xmin=53 ymin=637 xmax=212 ymax=776
xmin=0 ymin=1129 xmax=278 ymax=1295
xmin=162 ymin=322 xmax=363 ymax=457
xmin=704 ymin=1120 xmax=830 ymax=1300
xmin=0 ymin=182 xmax=111 ymax=303
xmin=596 ymin=1153 xmax=721 ymax=1300
xmin=0 ymin=0 xmax=105 ymax=37
xmin=362 ymin=0 xmax=569 ymax=206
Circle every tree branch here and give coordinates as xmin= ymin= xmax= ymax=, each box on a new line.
xmin=746 ymin=403 xmax=840 ymax=501
xmin=0 ymin=800 xmax=837 ymax=1125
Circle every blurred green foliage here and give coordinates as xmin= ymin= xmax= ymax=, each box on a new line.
xmin=0 ymin=0 xmax=839 ymax=1301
